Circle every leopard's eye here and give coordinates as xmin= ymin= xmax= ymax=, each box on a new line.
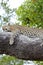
xmin=5 ymin=27 xmax=11 ymax=32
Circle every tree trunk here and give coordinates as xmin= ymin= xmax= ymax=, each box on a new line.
xmin=0 ymin=32 xmax=43 ymax=60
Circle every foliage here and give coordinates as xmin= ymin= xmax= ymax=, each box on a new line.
xmin=0 ymin=0 xmax=15 ymax=26
xmin=15 ymin=0 xmax=43 ymax=28
xmin=0 ymin=55 xmax=34 ymax=65
xmin=34 ymin=61 xmax=43 ymax=65
xmin=0 ymin=55 xmax=23 ymax=65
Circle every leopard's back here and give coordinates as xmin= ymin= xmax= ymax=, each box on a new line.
xmin=2 ymin=24 xmax=43 ymax=38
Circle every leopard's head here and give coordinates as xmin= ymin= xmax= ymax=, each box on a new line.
xmin=2 ymin=23 xmax=12 ymax=32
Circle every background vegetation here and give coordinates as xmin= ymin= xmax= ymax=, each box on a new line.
xmin=16 ymin=0 xmax=43 ymax=28
xmin=0 ymin=0 xmax=43 ymax=65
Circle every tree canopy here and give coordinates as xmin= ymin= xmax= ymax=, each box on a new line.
xmin=15 ymin=0 xmax=43 ymax=28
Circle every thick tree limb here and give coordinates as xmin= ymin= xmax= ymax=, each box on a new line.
xmin=0 ymin=32 xmax=43 ymax=60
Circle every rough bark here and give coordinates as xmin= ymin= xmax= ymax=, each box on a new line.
xmin=0 ymin=32 xmax=43 ymax=60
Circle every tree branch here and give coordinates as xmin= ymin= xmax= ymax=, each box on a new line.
xmin=0 ymin=32 xmax=43 ymax=60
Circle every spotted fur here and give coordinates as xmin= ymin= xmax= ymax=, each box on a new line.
xmin=2 ymin=24 xmax=43 ymax=38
